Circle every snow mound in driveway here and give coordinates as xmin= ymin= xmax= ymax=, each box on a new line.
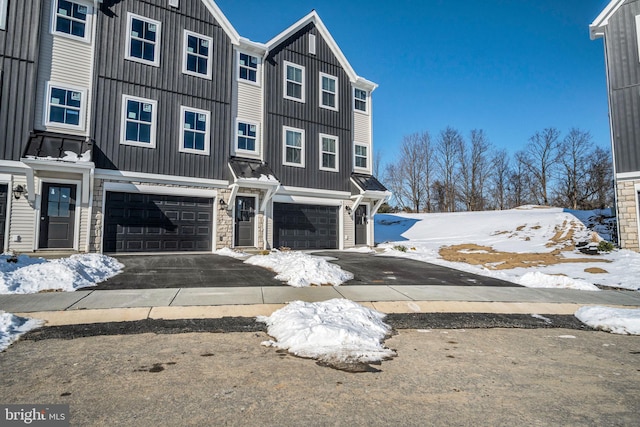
xmin=257 ymin=299 xmax=396 ymax=368
xmin=245 ymin=251 xmax=353 ymax=287
xmin=0 ymin=254 xmax=123 ymax=294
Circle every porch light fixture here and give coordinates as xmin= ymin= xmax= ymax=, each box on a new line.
xmin=345 ymin=205 xmax=352 ymax=214
xmin=219 ymin=198 xmax=227 ymax=209
xmin=12 ymin=185 xmax=26 ymax=200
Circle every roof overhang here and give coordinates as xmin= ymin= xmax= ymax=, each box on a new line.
xmin=590 ymin=0 xmax=626 ymax=40
xmin=20 ymin=157 xmax=95 ymax=204
xmin=202 ymin=0 xmax=241 ymax=45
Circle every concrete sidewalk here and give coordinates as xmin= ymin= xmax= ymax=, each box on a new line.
xmin=1 ymin=285 xmax=640 ymax=326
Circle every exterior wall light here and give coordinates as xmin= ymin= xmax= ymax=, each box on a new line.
xmin=12 ymin=185 xmax=26 ymax=200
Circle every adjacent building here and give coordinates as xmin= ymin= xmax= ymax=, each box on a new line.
xmin=591 ymin=0 xmax=640 ymax=252
xmin=0 ymin=0 xmax=389 ymax=254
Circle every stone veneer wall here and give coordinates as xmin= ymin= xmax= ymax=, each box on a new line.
xmin=616 ymin=179 xmax=640 ymax=252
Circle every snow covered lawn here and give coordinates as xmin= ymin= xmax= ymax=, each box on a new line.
xmin=244 ymin=251 xmax=353 ymax=287
xmin=575 ymin=306 xmax=640 ymax=335
xmin=257 ymin=299 xmax=395 ymax=370
xmin=0 ymin=311 xmax=43 ymax=352
xmin=376 ymin=207 xmax=640 ymax=292
xmin=0 ymin=253 xmax=123 ymax=294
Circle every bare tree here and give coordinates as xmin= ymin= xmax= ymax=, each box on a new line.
xmin=458 ymin=129 xmax=492 ymax=211
xmin=435 ymin=127 xmax=463 ymax=212
xmin=508 ymin=159 xmax=533 ymax=208
xmin=555 ymin=128 xmax=593 ymax=209
xmin=584 ymin=146 xmax=614 ymax=209
xmin=516 ymin=128 xmax=561 ymax=205
xmin=488 ymin=149 xmax=511 ymax=210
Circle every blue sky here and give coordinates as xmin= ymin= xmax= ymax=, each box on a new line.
xmin=216 ymin=0 xmax=611 ymax=168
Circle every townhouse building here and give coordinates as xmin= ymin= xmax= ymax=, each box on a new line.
xmin=0 ymin=0 xmax=389 ymax=254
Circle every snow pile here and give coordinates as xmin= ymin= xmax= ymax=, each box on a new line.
xmin=0 ymin=254 xmax=123 ymax=294
xmin=518 ymin=272 xmax=600 ymax=291
xmin=575 ymin=306 xmax=640 ymax=335
xmin=1 ymin=311 xmax=43 ymax=352
xmin=215 ymin=247 xmax=250 ymax=259
xmin=257 ymin=299 xmax=396 ymax=367
xmin=245 ymin=251 xmax=353 ymax=287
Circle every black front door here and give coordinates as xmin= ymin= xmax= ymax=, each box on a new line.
xmin=355 ymin=205 xmax=368 ymax=246
xmin=40 ymin=183 xmax=76 ymax=249
xmin=234 ymin=196 xmax=255 ymax=247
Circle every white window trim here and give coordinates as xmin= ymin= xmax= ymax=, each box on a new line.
xmin=283 ymin=61 xmax=305 ymax=103
xmin=635 ymin=15 xmax=640 ymax=63
xmin=179 ymin=106 xmax=211 ymax=155
xmin=120 ymin=94 xmax=157 ymax=149
xmin=319 ymin=133 xmax=339 ymax=172
xmin=236 ymin=50 xmax=261 ymax=86
xmin=182 ymin=29 xmax=213 ymax=80
xmin=44 ymin=81 xmax=87 ymax=131
xmin=50 ymin=0 xmax=93 ymax=43
xmin=235 ymin=119 xmax=261 ymax=156
xmin=125 ymin=12 xmax=161 ymax=67
xmin=353 ymin=87 xmax=369 ymax=115
xmin=0 ymin=0 xmax=7 ymax=30
xmin=353 ymin=142 xmax=370 ymax=173
xmin=283 ymin=126 xmax=305 ymax=168
xmin=319 ymin=72 xmax=339 ymax=111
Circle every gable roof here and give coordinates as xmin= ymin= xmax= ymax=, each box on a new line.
xmin=202 ymin=0 xmax=240 ymax=45
xmin=590 ymin=0 xmax=627 ymax=40
xmin=266 ymin=10 xmax=377 ymax=90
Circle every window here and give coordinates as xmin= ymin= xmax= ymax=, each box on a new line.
xmin=183 ymin=30 xmax=212 ymax=79
xmin=354 ymin=143 xmax=369 ymax=170
xmin=180 ymin=106 xmax=210 ymax=155
xmin=238 ymin=53 xmax=259 ymax=84
xmin=126 ymin=13 xmax=161 ymax=66
xmin=320 ymin=134 xmax=338 ymax=172
xmin=354 ymin=88 xmax=368 ymax=113
xmin=320 ymin=73 xmax=338 ymax=111
xmin=45 ymin=83 xmax=85 ymax=129
xmin=309 ymin=34 xmax=316 ymax=55
xmin=0 ymin=0 xmax=7 ymax=30
xmin=121 ymin=95 xmax=157 ymax=148
xmin=283 ymin=126 xmax=305 ymax=167
xmin=52 ymin=0 xmax=90 ymax=41
xmin=284 ymin=61 xmax=305 ymax=102
xmin=236 ymin=121 xmax=258 ymax=153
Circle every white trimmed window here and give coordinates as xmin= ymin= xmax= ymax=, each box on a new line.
xmin=236 ymin=121 xmax=259 ymax=154
xmin=238 ymin=52 xmax=259 ymax=84
xmin=320 ymin=73 xmax=338 ymax=111
xmin=45 ymin=82 xmax=86 ymax=130
xmin=126 ymin=13 xmax=161 ymax=66
xmin=354 ymin=142 xmax=369 ymax=171
xmin=284 ymin=61 xmax=305 ymax=102
xmin=283 ymin=126 xmax=305 ymax=167
xmin=183 ymin=30 xmax=213 ymax=79
xmin=121 ymin=95 xmax=157 ymax=148
xmin=180 ymin=106 xmax=210 ymax=155
xmin=0 ymin=0 xmax=7 ymax=30
xmin=51 ymin=0 xmax=91 ymax=41
xmin=319 ymin=134 xmax=338 ymax=172
xmin=354 ymin=88 xmax=368 ymax=113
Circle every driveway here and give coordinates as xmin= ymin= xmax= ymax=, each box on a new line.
xmin=95 ymin=252 xmax=518 ymax=289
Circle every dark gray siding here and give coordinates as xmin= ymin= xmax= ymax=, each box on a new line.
xmin=264 ymin=23 xmax=353 ymax=192
xmin=604 ymin=0 xmax=640 ymax=173
xmin=0 ymin=0 xmax=41 ymax=161
xmin=93 ymin=0 xmax=233 ymax=179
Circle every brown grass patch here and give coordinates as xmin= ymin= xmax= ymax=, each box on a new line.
xmin=439 ymin=243 xmax=610 ymax=271
xmin=584 ymin=267 xmax=609 ymax=274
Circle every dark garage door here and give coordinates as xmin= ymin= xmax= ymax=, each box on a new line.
xmin=273 ymin=203 xmax=338 ymax=250
xmin=0 ymin=184 xmax=7 ymax=249
xmin=104 ymin=192 xmax=213 ymax=253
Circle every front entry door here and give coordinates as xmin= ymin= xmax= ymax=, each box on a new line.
xmin=355 ymin=205 xmax=368 ymax=246
xmin=39 ymin=183 xmax=76 ymax=249
xmin=234 ymin=196 xmax=255 ymax=247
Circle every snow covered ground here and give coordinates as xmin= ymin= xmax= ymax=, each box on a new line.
xmin=375 ymin=206 xmax=640 ymax=292
xmin=0 ymin=311 xmax=43 ymax=352
xmin=575 ymin=306 xmax=640 ymax=335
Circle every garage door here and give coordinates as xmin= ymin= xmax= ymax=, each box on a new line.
xmin=0 ymin=184 xmax=7 ymax=249
xmin=104 ymin=192 xmax=213 ymax=253
xmin=273 ymin=203 xmax=338 ymax=250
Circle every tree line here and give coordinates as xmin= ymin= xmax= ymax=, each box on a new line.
xmin=381 ymin=127 xmax=614 ymax=213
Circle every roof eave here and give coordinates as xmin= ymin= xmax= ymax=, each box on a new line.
xmin=202 ymin=0 xmax=240 ymax=45
xmin=589 ymin=0 xmax=627 ymax=40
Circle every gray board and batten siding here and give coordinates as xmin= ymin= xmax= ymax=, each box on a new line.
xmin=92 ymin=0 xmax=234 ymax=179
xmin=603 ymin=0 xmax=640 ymax=173
xmin=0 ymin=0 xmax=42 ymax=162
xmin=264 ymin=23 xmax=354 ymax=192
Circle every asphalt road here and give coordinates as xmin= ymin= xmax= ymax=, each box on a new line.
xmin=2 ymin=326 xmax=639 ymax=426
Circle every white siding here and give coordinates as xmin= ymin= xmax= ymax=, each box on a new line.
xmin=343 ymin=203 xmax=355 ymax=249
xmin=34 ymin=0 xmax=94 ymax=135
xmin=7 ymin=175 xmax=36 ymax=252
xmin=237 ymin=83 xmax=263 ymax=122
xmin=354 ymin=112 xmax=371 ymax=145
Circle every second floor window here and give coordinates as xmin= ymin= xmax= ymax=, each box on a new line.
xmin=46 ymin=83 xmax=85 ymax=129
xmin=53 ymin=0 xmax=89 ymax=40
xmin=239 ymin=53 xmax=258 ymax=83
xmin=320 ymin=73 xmax=338 ymax=110
xmin=354 ymin=143 xmax=369 ymax=170
xmin=284 ymin=61 xmax=305 ymax=102
xmin=237 ymin=121 xmax=258 ymax=152
xmin=283 ymin=127 xmax=305 ymax=167
xmin=180 ymin=106 xmax=210 ymax=155
xmin=126 ymin=13 xmax=161 ymax=66
xmin=121 ymin=95 xmax=157 ymax=148
xmin=320 ymin=134 xmax=338 ymax=172
xmin=183 ymin=31 xmax=212 ymax=79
